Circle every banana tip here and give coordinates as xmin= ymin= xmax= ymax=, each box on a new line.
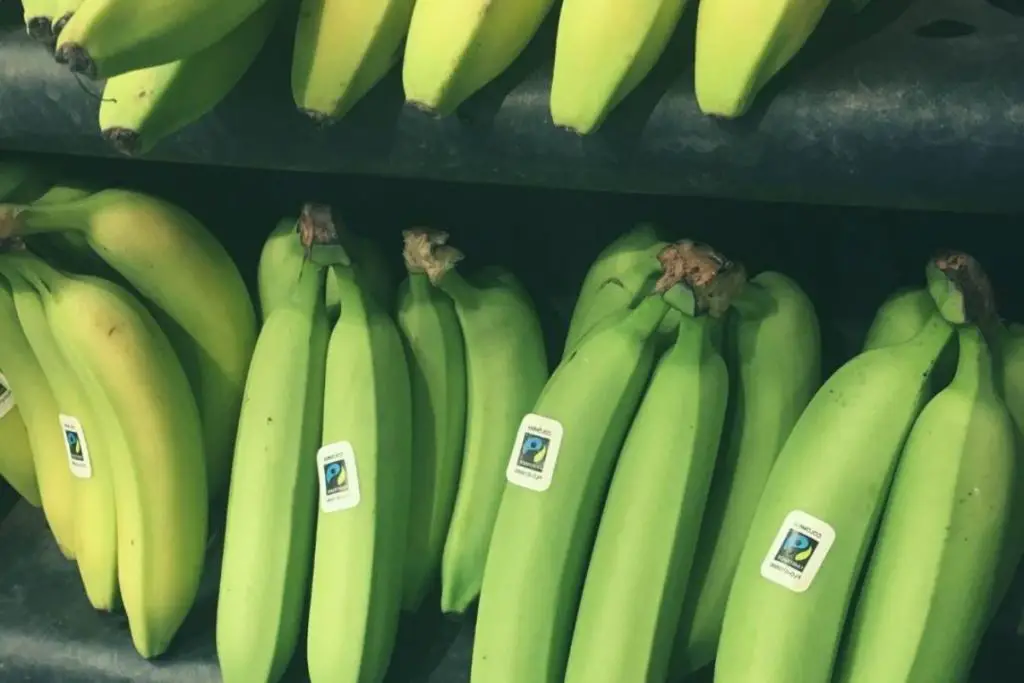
xmin=25 ymin=17 xmax=54 ymax=43
xmin=55 ymin=43 xmax=97 ymax=80
xmin=298 ymin=108 xmax=338 ymax=128
xmin=52 ymin=13 xmax=74 ymax=38
xmin=102 ymin=128 xmax=141 ymax=156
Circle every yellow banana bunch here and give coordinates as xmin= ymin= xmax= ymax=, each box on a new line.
xmin=51 ymin=0 xmax=84 ymax=39
xmin=0 ymin=371 xmax=40 ymax=507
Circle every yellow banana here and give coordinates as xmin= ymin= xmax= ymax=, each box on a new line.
xmin=0 ymin=371 xmax=41 ymax=507
xmin=50 ymin=0 xmax=85 ymax=38
xmin=20 ymin=0 xmax=56 ymax=44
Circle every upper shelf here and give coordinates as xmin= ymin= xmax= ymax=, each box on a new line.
xmin=0 ymin=0 xmax=1021 ymax=212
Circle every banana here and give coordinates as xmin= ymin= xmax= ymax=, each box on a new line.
xmin=292 ymin=0 xmax=416 ymax=121
xmin=693 ymin=0 xmax=830 ymax=117
xmin=402 ymin=0 xmax=556 ymax=115
xmin=863 ymin=287 xmax=937 ymax=350
xmin=564 ymin=224 xmax=667 ymax=358
xmin=21 ymin=0 xmax=56 ymax=44
xmin=994 ymin=324 xmax=1024 ymax=612
xmin=25 ymin=260 xmax=207 ymax=658
xmin=1 ymin=255 xmax=118 ymax=610
xmin=307 ymin=263 xmax=412 ymax=682
xmin=53 ymin=0 xmax=274 ymax=80
xmin=99 ymin=0 xmax=281 ymax=157
xmin=564 ymin=308 xmax=731 ymax=683
xmin=0 ymin=371 xmax=41 ymax=507
xmin=0 ymin=274 xmax=75 ymax=556
xmin=51 ymin=0 xmax=85 ymax=38
xmin=217 ymin=259 xmax=327 ymax=683
xmin=669 ymin=271 xmax=820 ymax=676
xmin=835 ymin=324 xmax=1015 ymax=683
xmin=0 ymin=189 xmax=258 ymax=498
xmin=550 ymin=0 xmax=687 ymax=134
xmin=396 ymin=239 xmax=466 ymax=612
xmin=714 ymin=309 xmax=953 ymax=683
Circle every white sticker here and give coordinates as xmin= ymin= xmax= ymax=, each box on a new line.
xmin=0 ymin=373 xmax=14 ymax=419
xmin=505 ymin=413 xmax=564 ymax=492
xmin=760 ymin=510 xmax=836 ymax=593
xmin=60 ymin=414 xmax=93 ymax=479
xmin=316 ymin=441 xmax=361 ymax=513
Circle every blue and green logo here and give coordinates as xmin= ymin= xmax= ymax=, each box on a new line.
xmin=64 ymin=429 xmax=84 ymax=463
xmin=774 ymin=529 xmax=818 ymax=571
xmin=323 ymin=460 xmax=348 ymax=496
xmin=517 ymin=433 xmax=550 ymax=473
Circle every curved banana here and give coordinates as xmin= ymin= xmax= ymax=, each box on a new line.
xmin=835 ymin=325 xmax=1015 ymax=683
xmin=99 ymin=0 xmax=281 ymax=157
xmin=863 ymin=287 xmax=936 ymax=350
xmin=0 ymin=372 xmax=41 ymax=507
xmin=307 ymin=264 xmax=412 ymax=682
xmin=21 ymin=0 xmax=56 ymax=44
xmin=670 ymin=271 xmax=820 ymax=676
xmin=54 ymin=0 xmax=273 ymax=79
xmin=50 ymin=0 xmax=85 ymax=38
xmin=292 ymin=0 xmax=415 ymax=121
xmin=551 ymin=0 xmax=687 ymax=134
xmin=994 ymin=324 xmax=1024 ymax=613
xmin=396 ymin=250 xmax=466 ymax=612
xmin=0 ymin=189 xmax=258 ymax=498
xmin=218 ymin=259 xmax=327 ymax=683
xmin=403 ymin=0 xmax=556 ymax=115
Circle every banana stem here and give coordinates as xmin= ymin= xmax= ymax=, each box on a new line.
xmin=656 ymin=240 xmax=747 ymax=318
xmin=0 ymin=198 xmax=94 ymax=239
xmin=298 ymin=203 xmax=350 ymax=267
xmin=953 ymin=326 xmax=993 ymax=396
xmin=402 ymin=227 xmax=482 ymax=306
xmin=0 ymin=251 xmax=61 ymax=293
xmin=926 ymin=251 xmax=999 ymax=337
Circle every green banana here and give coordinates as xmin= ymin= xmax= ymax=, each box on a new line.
xmin=50 ymin=0 xmax=85 ymax=37
xmin=835 ymin=325 xmax=1015 ymax=683
xmin=396 ymin=246 xmax=467 ymax=612
xmin=53 ymin=0 xmax=274 ymax=79
xmin=0 ymin=371 xmax=41 ymax=507
xmin=307 ymin=264 xmax=412 ymax=682
xmin=0 ymin=189 xmax=258 ymax=498
xmin=292 ymin=0 xmax=416 ymax=121
xmin=670 ymin=271 xmax=820 ymax=676
xmin=994 ymin=323 xmax=1024 ymax=612
xmin=714 ymin=313 xmax=953 ymax=683
xmin=550 ymin=0 xmax=688 ymax=134
xmin=0 ymin=159 xmax=50 ymax=202
xmin=217 ymin=259 xmax=327 ymax=683
xmin=21 ymin=0 xmax=56 ymax=44
xmin=564 ymin=310 xmax=730 ymax=683
xmin=402 ymin=0 xmax=556 ymax=115
xmin=693 ymin=0 xmax=830 ymax=117
xmin=863 ymin=287 xmax=937 ymax=350
xmin=99 ymin=0 xmax=281 ymax=157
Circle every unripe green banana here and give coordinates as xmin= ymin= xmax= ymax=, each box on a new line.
xmin=30 ymin=262 xmax=207 ymax=658
xmin=0 ymin=276 xmax=76 ymax=556
xmin=0 ymin=189 xmax=258 ymax=498
xmin=714 ymin=313 xmax=952 ymax=683
xmin=396 ymin=259 xmax=467 ymax=612
xmin=50 ymin=0 xmax=84 ymax=38
xmin=863 ymin=287 xmax=937 ymax=350
xmin=99 ymin=0 xmax=281 ymax=157
xmin=402 ymin=0 xmax=556 ymax=115
xmin=670 ymin=271 xmax=820 ymax=676
xmin=834 ymin=325 xmax=1015 ymax=683
xmin=564 ymin=311 xmax=729 ymax=683
xmin=292 ymin=0 xmax=416 ymax=121
xmin=307 ymin=264 xmax=412 ymax=682
xmin=993 ymin=323 xmax=1024 ymax=613
xmin=0 ymin=371 xmax=41 ymax=507
xmin=550 ymin=0 xmax=687 ymax=134
xmin=1 ymin=256 xmax=118 ymax=611
xmin=217 ymin=259 xmax=327 ymax=683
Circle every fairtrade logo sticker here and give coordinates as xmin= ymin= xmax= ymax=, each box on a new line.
xmin=60 ymin=414 xmax=93 ymax=479
xmin=317 ymin=441 xmax=361 ymax=513
xmin=760 ymin=510 xmax=835 ymax=593
xmin=506 ymin=414 xmax=563 ymax=492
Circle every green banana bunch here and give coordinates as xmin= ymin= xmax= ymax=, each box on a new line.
xmin=54 ymin=0 xmax=274 ymax=79
xmin=21 ymin=256 xmax=208 ymax=658
xmin=563 ymin=224 xmax=667 ymax=359
xmin=564 ymin=285 xmax=733 ymax=683
xmin=402 ymin=0 xmax=556 ymax=115
xmin=20 ymin=0 xmax=56 ymax=43
xmin=836 ymin=303 xmax=1015 ymax=681
xmin=51 ymin=0 xmax=84 ymax=38
xmin=670 ymin=271 xmax=820 ymax=676
xmin=0 ymin=370 xmax=40 ymax=507
xmin=99 ymin=0 xmax=281 ymax=157
xmin=217 ymin=257 xmax=327 ymax=683
xmin=396 ymin=237 xmax=467 ymax=612
xmin=550 ymin=0 xmax=687 ymax=134
xmin=693 ymin=0 xmax=831 ymax=117
xmin=307 ymin=263 xmax=412 ymax=682
xmin=715 ymin=306 xmax=953 ymax=682
xmin=0 ymin=189 xmax=258 ymax=498
xmin=1 ymin=255 xmax=118 ymax=611
xmin=292 ymin=0 xmax=416 ymax=121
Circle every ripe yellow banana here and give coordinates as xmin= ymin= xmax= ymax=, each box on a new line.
xmin=307 ymin=263 xmax=412 ymax=682
xmin=550 ymin=0 xmax=687 ymax=134
xmin=50 ymin=0 xmax=85 ymax=38
xmin=218 ymin=259 xmax=327 ymax=683
xmin=0 ymin=189 xmax=257 ymax=498
xmin=54 ymin=0 xmax=274 ymax=79
xmin=396 ymin=247 xmax=466 ymax=612
xmin=715 ymin=312 xmax=953 ymax=683
xmin=835 ymin=324 xmax=1015 ymax=683
xmin=292 ymin=0 xmax=416 ymax=121
xmin=694 ymin=0 xmax=830 ymax=117
xmin=669 ymin=271 xmax=820 ymax=676
xmin=564 ymin=308 xmax=730 ymax=683
xmin=0 ymin=371 xmax=40 ymax=507
xmin=99 ymin=0 xmax=281 ymax=157
xmin=403 ymin=0 xmax=556 ymax=115
xmin=28 ymin=261 xmax=207 ymax=658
